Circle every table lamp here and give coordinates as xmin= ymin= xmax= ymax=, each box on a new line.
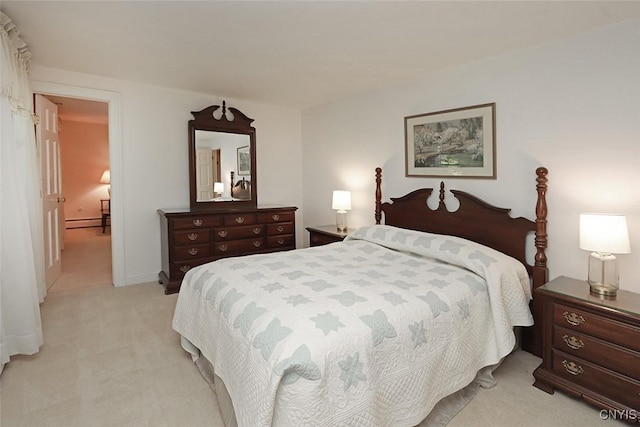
xmin=332 ymin=190 xmax=351 ymax=233
xmin=100 ymin=169 xmax=111 ymax=196
xmin=579 ymin=213 xmax=631 ymax=297
xmin=214 ymin=182 xmax=224 ymax=199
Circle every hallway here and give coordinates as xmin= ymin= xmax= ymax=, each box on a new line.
xmin=49 ymin=227 xmax=112 ymax=293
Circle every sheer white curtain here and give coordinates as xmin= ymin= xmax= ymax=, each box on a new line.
xmin=0 ymin=12 xmax=46 ymax=375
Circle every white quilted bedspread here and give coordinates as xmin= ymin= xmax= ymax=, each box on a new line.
xmin=172 ymin=225 xmax=533 ymax=427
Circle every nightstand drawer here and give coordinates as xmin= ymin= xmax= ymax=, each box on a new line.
xmin=551 ymin=350 xmax=640 ymax=410
xmin=553 ymin=326 xmax=640 ymax=380
xmin=553 ymin=304 xmax=640 ymax=352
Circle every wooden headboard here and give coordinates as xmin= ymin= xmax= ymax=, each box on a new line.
xmin=374 ymin=167 xmax=549 ymax=356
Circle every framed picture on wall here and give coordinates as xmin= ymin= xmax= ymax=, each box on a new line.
xmin=405 ymin=103 xmax=496 ymax=178
xmin=237 ymin=145 xmax=251 ymax=175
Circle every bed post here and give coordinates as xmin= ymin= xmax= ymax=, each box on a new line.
xmin=522 ymin=167 xmax=549 ymax=357
xmin=375 ymin=167 xmax=382 ymax=224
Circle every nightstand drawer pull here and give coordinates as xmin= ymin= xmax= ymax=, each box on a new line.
xmin=235 ymin=216 xmax=245 ymax=224
xmin=277 ymin=225 xmax=284 ymax=232
xmin=563 ymin=311 xmax=585 ymax=326
xmin=272 ymin=214 xmax=280 ymax=221
xmin=179 ymin=265 xmax=191 ymax=273
xmin=192 ymin=219 xmax=203 ymax=227
xmin=562 ymin=335 xmax=585 ymax=350
xmin=188 ymin=248 xmax=199 ymax=256
xmin=277 ymin=238 xmax=285 ymax=245
xmin=188 ymin=233 xmax=198 ymax=241
xmin=561 ymin=360 xmax=584 ymax=376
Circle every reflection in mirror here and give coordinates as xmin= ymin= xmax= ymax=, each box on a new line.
xmin=194 ymin=130 xmax=251 ymax=201
xmin=189 ymin=102 xmax=257 ymax=210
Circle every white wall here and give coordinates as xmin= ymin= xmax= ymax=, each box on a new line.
xmin=302 ymin=19 xmax=640 ymax=292
xmin=31 ymin=66 xmax=303 ymax=285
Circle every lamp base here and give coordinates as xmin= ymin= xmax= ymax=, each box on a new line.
xmin=336 ymin=210 xmax=348 ymax=233
xmin=589 ymin=283 xmax=617 ymax=298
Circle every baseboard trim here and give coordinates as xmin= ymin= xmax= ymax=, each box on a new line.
xmin=66 ymin=218 xmax=102 ymax=229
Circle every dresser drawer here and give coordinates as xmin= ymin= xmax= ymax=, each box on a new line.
xmin=258 ymin=211 xmax=295 ymax=223
xmin=553 ymin=304 xmax=640 ymax=352
xmin=267 ymin=222 xmax=294 ymax=235
xmin=214 ymin=238 xmax=266 ymax=255
xmin=551 ymin=350 xmax=640 ymax=410
xmin=223 ymin=213 xmax=257 ymax=226
xmin=267 ymin=234 xmax=295 ymax=249
xmin=214 ymin=225 xmax=264 ymax=241
xmin=553 ymin=326 xmax=640 ymax=380
xmin=174 ymin=230 xmax=210 ymax=245
xmin=172 ymin=216 xmax=221 ymax=230
xmin=170 ymin=259 xmax=213 ymax=281
xmin=173 ymin=244 xmax=211 ymax=261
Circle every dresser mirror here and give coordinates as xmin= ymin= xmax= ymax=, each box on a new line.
xmin=189 ymin=102 xmax=257 ymax=210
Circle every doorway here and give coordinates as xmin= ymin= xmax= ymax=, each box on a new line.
xmin=32 ymin=81 xmax=124 ymax=287
xmin=37 ymin=94 xmax=112 ymax=291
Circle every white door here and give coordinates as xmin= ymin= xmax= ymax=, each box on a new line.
xmin=196 ymin=148 xmax=214 ymax=200
xmin=35 ymin=95 xmax=63 ymax=289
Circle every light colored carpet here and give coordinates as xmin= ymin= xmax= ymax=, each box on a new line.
xmin=0 ymin=232 xmax=623 ymax=426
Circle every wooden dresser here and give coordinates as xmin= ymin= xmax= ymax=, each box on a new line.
xmin=533 ymin=276 xmax=640 ymax=420
xmin=158 ymin=206 xmax=297 ymax=294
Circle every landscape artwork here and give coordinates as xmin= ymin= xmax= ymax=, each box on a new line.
xmin=405 ymin=103 xmax=496 ymax=178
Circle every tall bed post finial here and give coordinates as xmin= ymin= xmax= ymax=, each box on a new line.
xmin=375 ymin=167 xmax=382 ymax=224
xmin=534 ymin=167 xmax=549 ymax=271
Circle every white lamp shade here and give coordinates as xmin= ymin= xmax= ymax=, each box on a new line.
xmin=579 ymin=213 xmax=631 ymax=254
xmin=214 ymin=182 xmax=224 ymax=193
xmin=99 ymin=170 xmax=110 ymax=184
xmin=332 ymin=190 xmax=352 ymax=211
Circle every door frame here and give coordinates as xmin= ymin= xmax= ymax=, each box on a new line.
xmin=32 ymin=81 xmax=125 ymax=287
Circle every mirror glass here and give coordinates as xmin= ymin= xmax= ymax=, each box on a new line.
xmin=194 ymin=130 xmax=251 ymax=202
xmin=189 ymin=103 xmax=257 ymax=210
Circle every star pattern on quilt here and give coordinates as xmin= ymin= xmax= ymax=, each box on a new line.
xmin=360 ymin=310 xmax=397 ymax=346
xmin=351 ymin=279 xmax=374 ymax=287
xmin=390 ymin=230 xmax=411 ymax=244
xmin=192 ymin=271 xmax=215 ymax=292
xmin=262 ymin=282 xmax=285 ymax=292
xmin=310 ymin=311 xmax=345 ymax=336
xmin=329 ymin=290 xmax=367 ymax=307
xmin=234 ymin=302 xmax=267 ymax=336
xmin=440 ymin=240 xmax=464 ymax=254
xmin=457 ymin=298 xmax=471 ymax=320
xmin=409 ymin=320 xmax=428 ymax=348
xmin=381 ymin=252 xmax=402 ymax=261
xmin=220 ymin=288 xmax=245 ymax=319
xmin=429 ymin=266 xmax=453 ymax=276
xmin=364 ymin=270 xmax=387 ymax=279
xmin=204 ymin=277 xmax=230 ymax=304
xmin=284 ymin=294 xmax=312 ymax=306
xmin=469 ymin=250 xmax=497 ymax=267
xmin=417 ymin=291 xmax=450 ymax=318
xmin=263 ymin=261 xmax=288 ymax=270
xmin=304 ymin=279 xmax=335 ymax=292
xmin=253 ymin=318 xmax=293 ymax=361
xmin=358 ymin=246 xmax=378 ymax=254
xmin=338 ymin=352 xmax=367 ymax=391
xmin=380 ymin=291 xmax=407 ymax=306
xmin=244 ymin=271 xmax=265 ymax=281
xmin=282 ymin=270 xmax=311 ymax=280
xmin=397 ymin=269 xmax=419 ymax=278
xmin=227 ymin=262 xmax=248 ymax=270
xmin=414 ymin=236 xmax=438 ymax=248
xmin=274 ymin=345 xmax=321 ymax=385
xmin=428 ymin=278 xmax=449 ymax=289
xmin=460 ymin=275 xmax=486 ymax=295
xmin=402 ymin=258 xmax=424 ymax=268
xmin=391 ymin=280 xmax=417 ymax=290
xmin=370 ymin=227 xmax=390 ymax=240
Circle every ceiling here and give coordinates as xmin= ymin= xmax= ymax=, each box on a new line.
xmin=4 ymin=1 xmax=640 ymax=116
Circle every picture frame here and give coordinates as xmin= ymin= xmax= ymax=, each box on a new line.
xmin=237 ymin=145 xmax=250 ymax=176
xmin=405 ymin=103 xmax=496 ymax=178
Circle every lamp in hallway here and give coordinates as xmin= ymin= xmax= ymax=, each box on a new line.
xmin=332 ymin=190 xmax=351 ymax=233
xmin=100 ymin=169 xmax=111 ymax=196
xmin=214 ymin=182 xmax=224 ymax=199
xmin=579 ymin=213 xmax=631 ymax=298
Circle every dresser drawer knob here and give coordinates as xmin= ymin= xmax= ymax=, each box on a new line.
xmin=188 ymin=248 xmax=198 ymax=256
xmin=561 ymin=360 xmax=584 ymax=376
xmin=562 ymin=335 xmax=585 ymax=350
xmin=272 ymin=214 xmax=280 ymax=221
xmin=219 ymin=244 xmax=228 ymax=252
xmin=235 ymin=217 xmax=245 ymax=224
xmin=253 ymin=240 xmax=262 ymax=248
xmin=277 ymin=238 xmax=285 ymax=245
xmin=253 ymin=227 xmax=261 ymax=234
xmin=563 ymin=311 xmax=585 ymax=326
xmin=277 ymin=225 xmax=284 ymax=232
xmin=218 ymin=230 xmax=228 ymax=238
xmin=179 ymin=265 xmax=191 ymax=273
xmin=188 ymin=233 xmax=198 ymax=241
xmin=192 ymin=219 xmax=203 ymax=227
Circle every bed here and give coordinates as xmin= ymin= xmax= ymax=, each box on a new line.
xmin=172 ymin=166 xmax=549 ymax=426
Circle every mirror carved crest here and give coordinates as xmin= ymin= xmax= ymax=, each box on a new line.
xmin=189 ymin=102 xmax=257 ymax=210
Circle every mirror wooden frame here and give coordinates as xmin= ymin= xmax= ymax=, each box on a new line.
xmin=188 ymin=102 xmax=257 ymax=210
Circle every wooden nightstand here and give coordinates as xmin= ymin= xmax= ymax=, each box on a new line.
xmin=306 ymin=225 xmax=350 ymax=247
xmin=533 ymin=276 xmax=640 ymax=419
